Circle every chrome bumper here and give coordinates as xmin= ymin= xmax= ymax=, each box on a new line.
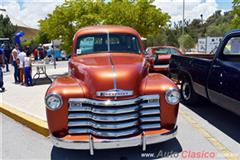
xmin=51 ymin=126 xmax=177 ymax=155
xmin=154 ymin=64 xmax=169 ymax=69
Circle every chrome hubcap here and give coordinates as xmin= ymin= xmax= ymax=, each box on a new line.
xmin=182 ymin=82 xmax=191 ymax=100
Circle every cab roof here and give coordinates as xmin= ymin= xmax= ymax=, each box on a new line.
xmin=74 ymin=25 xmax=141 ymax=39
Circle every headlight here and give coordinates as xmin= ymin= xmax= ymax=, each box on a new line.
xmin=45 ymin=93 xmax=63 ymax=110
xmin=165 ymin=88 xmax=180 ymax=105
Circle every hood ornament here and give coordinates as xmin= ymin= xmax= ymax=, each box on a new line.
xmin=96 ymin=89 xmax=133 ymax=97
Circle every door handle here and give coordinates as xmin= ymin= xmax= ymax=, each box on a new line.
xmin=212 ymin=64 xmax=221 ymax=68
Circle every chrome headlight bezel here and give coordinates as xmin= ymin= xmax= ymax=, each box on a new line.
xmin=45 ymin=93 xmax=63 ymax=110
xmin=165 ymin=88 xmax=180 ymax=105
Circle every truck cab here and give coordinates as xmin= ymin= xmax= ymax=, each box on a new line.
xmin=207 ymin=30 xmax=240 ymax=115
xmin=45 ymin=25 xmax=180 ymax=155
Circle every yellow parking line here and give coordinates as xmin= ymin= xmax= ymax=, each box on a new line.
xmin=0 ymin=104 xmax=49 ymax=137
xmin=180 ymin=111 xmax=238 ymax=160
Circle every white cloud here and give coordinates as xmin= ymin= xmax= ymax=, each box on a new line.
xmin=153 ymin=0 xmax=219 ymax=24
xmin=2 ymin=0 xmax=219 ymax=29
xmin=3 ymin=0 xmax=64 ymax=29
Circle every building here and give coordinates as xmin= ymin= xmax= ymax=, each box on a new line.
xmin=0 ymin=8 xmax=39 ymax=41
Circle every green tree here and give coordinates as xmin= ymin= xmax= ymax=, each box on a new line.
xmin=146 ymin=30 xmax=167 ymax=47
xmin=0 ymin=14 xmax=17 ymax=38
xmin=178 ymin=34 xmax=195 ymax=51
xmin=206 ymin=23 xmax=231 ymax=37
xmin=39 ymin=0 xmax=170 ymax=52
xmin=204 ymin=10 xmax=232 ymax=37
xmin=232 ymin=0 xmax=240 ymax=28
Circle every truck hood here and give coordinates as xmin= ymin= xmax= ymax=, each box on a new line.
xmin=72 ymin=53 xmax=147 ymax=99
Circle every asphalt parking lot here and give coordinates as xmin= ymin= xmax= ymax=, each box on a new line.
xmin=1 ymin=61 xmax=239 ymax=160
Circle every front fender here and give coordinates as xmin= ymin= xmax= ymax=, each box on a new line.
xmin=46 ymin=76 xmax=88 ymax=135
xmin=140 ymin=73 xmax=179 ymax=129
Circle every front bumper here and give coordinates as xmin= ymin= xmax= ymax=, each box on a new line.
xmin=51 ymin=126 xmax=177 ymax=155
xmin=152 ymin=64 xmax=169 ymax=72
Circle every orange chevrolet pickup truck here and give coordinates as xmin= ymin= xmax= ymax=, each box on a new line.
xmin=45 ymin=25 xmax=180 ymax=155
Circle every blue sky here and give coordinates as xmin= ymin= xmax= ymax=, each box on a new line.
xmin=17 ymin=0 xmax=24 ymax=10
xmin=15 ymin=0 xmax=233 ymax=10
xmin=216 ymin=0 xmax=232 ymax=10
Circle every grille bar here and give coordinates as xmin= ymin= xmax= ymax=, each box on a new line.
xmin=140 ymin=116 xmax=160 ymax=122
xmin=68 ymin=112 xmax=139 ymax=122
xmin=68 ymin=128 xmax=139 ymax=138
xmin=141 ymin=123 xmax=161 ymax=130
xmin=140 ymin=102 xmax=160 ymax=108
xmin=68 ymin=120 xmax=139 ymax=130
xmin=68 ymin=105 xmax=139 ymax=115
xmin=140 ymin=109 xmax=160 ymax=116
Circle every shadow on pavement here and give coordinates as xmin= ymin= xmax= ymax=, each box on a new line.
xmin=32 ymin=72 xmax=68 ymax=86
xmin=33 ymin=78 xmax=52 ymax=85
xmin=51 ymin=138 xmax=182 ymax=160
xmin=184 ymin=99 xmax=240 ymax=143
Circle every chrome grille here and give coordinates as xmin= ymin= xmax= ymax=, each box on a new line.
xmin=68 ymin=95 xmax=161 ymax=138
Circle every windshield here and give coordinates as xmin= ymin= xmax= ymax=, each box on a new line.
xmin=153 ymin=47 xmax=180 ymax=55
xmin=154 ymin=48 xmax=171 ymax=55
xmin=76 ymin=33 xmax=141 ymax=55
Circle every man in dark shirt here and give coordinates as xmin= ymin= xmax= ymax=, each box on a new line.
xmin=4 ymin=49 xmax=10 ymax=72
xmin=0 ymin=48 xmax=5 ymax=92
xmin=1 ymin=44 xmax=10 ymax=72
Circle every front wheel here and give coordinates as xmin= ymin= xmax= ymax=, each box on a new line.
xmin=180 ymin=79 xmax=199 ymax=105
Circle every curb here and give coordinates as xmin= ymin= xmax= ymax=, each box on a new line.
xmin=0 ymin=104 xmax=49 ymax=137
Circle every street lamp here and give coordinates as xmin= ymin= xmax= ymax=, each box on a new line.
xmin=200 ymin=14 xmax=203 ymax=25
xmin=182 ymin=0 xmax=185 ymax=35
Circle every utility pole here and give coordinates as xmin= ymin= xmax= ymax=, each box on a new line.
xmin=51 ymin=40 xmax=56 ymax=69
xmin=182 ymin=0 xmax=185 ymax=35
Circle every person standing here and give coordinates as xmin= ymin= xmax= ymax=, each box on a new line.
xmin=33 ymin=47 xmax=39 ymax=61
xmin=49 ymin=45 xmax=54 ymax=63
xmin=1 ymin=43 xmax=10 ymax=72
xmin=38 ymin=44 xmax=44 ymax=59
xmin=18 ymin=48 xmax=26 ymax=85
xmin=23 ymin=51 xmax=32 ymax=86
xmin=4 ymin=46 xmax=10 ymax=72
xmin=11 ymin=45 xmax=19 ymax=84
xmin=0 ymin=47 xmax=5 ymax=92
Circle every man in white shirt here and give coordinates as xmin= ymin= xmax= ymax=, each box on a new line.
xmin=17 ymin=49 xmax=26 ymax=84
xmin=11 ymin=45 xmax=20 ymax=83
